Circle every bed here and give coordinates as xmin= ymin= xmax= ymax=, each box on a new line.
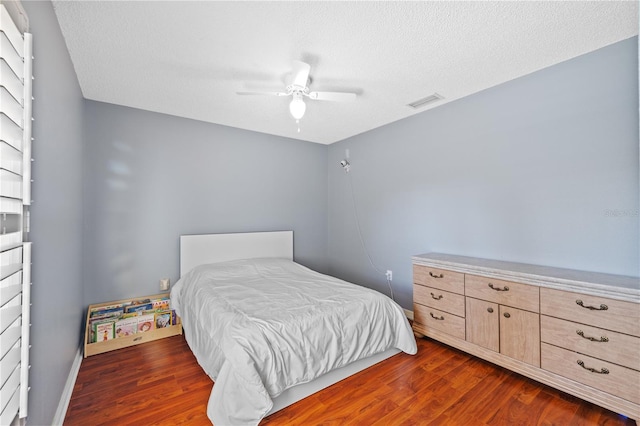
xmin=171 ymin=231 xmax=417 ymax=425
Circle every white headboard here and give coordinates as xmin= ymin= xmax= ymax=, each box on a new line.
xmin=180 ymin=231 xmax=293 ymax=276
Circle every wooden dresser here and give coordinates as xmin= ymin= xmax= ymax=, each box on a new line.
xmin=412 ymin=253 xmax=640 ymax=421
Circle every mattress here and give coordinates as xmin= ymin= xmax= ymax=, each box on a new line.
xmin=171 ymin=257 xmax=417 ymax=425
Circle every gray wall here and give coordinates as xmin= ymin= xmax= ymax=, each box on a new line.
xmin=82 ymin=102 xmax=328 ymax=304
xmin=328 ymin=37 xmax=639 ymax=310
xmin=20 ymin=1 xmax=86 ymax=425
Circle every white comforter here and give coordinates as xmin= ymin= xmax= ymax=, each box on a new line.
xmin=171 ymin=258 xmax=417 ymax=425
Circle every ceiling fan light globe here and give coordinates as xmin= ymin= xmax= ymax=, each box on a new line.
xmin=289 ymin=97 xmax=306 ymax=120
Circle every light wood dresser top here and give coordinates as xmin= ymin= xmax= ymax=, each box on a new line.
xmin=412 ymin=253 xmax=639 ymax=303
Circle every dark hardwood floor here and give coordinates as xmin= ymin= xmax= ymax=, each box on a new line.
xmin=65 ymin=335 xmax=636 ymax=425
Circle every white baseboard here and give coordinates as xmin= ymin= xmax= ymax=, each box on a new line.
xmin=403 ymin=308 xmax=414 ymax=321
xmin=52 ymin=346 xmax=82 ymax=425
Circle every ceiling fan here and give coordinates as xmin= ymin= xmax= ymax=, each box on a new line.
xmin=236 ymin=60 xmax=357 ymax=121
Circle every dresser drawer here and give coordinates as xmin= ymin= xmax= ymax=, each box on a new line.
xmin=414 ymin=284 xmax=465 ymax=317
xmin=541 ymin=343 xmax=640 ymax=404
xmin=540 ymin=288 xmax=640 ymax=337
xmin=541 ymin=316 xmax=640 ymax=371
xmin=413 ymin=265 xmax=464 ymax=295
xmin=413 ymin=304 xmax=465 ymax=340
xmin=465 ymin=275 xmax=539 ymax=312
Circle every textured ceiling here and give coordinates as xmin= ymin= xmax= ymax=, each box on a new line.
xmin=52 ymin=1 xmax=638 ymax=145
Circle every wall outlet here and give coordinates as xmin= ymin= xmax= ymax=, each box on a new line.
xmin=385 ymin=270 xmax=393 ymax=281
xmin=160 ymin=278 xmax=170 ymax=291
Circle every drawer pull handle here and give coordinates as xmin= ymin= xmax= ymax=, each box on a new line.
xmin=133 ymin=337 xmax=143 ymax=342
xmin=430 ymin=312 xmax=445 ymax=321
xmin=503 ymin=312 xmax=511 ymax=318
xmin=577 ymin=360 xmax=609 ymax=375
xmin=430 ymin=293 xmax=443 ymax=300
xmin=487 ymin=307 xmax=494 ymax=313
xmin=488 ymin=283 xmax=509 ymax=291
xmin=429 ymin=272 xmax=444 ymax=279
xmin=575 ymin=300 xmax=608 ymax=311
xmin=576 ymin=330 xmax=609 ymax=343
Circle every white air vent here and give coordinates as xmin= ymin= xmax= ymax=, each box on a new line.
xmin=407 ymin=93 xmax=444 ymax=109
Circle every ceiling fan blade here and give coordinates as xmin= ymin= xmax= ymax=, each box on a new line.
xmin=291 ymin=60 xmax=311 ymax=88
xmin=308 ymin=91 xmax=356 ymax=102
xmin=236 ymin=91 xmax=289 ymax=97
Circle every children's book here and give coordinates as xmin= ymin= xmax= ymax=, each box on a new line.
xmin=137 ymin=313 xmax=155 ymax=333
xmin=88 ymin=313 xmax=121 ymax=330
xmin=89 ymin=307 xmax=124 ymax=319
xmin=152 ymin=298 xmax=171 ymax=311
xmin=90 ymin=303 xmax=123 ymax=314
xmin=115 ymin=317 xmax=138 ymax=338
xmin=124 ymin=303 xmax=154 ymax=314
xmin=123 ymin=298 xmax=151 ymax=307
xmin=93 ymin=319 xmax=115 ymax=342
xmin=155 ymin=311 xmax=172 ymax=329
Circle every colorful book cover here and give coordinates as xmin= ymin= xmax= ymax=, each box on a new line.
xmin=126 ymin=298 xmax=151 ymax=306
xmin=124 ymin=303 xmax=154 ymax=314
xmin=90 ymin=307 xmax=124 ymax=318
xmin=155 ymin=311 xmax=172 ymax=329
xmin=93 ymin=320 xmax=115 ymax=342
xmin=152 ymin=298 xmax=171 ymax=311
xmin=90 ymin=303 xmax=123 ymax=314
xmin=89 ymin=313 xmax=121 ymax=330
xmin=115 ymin=317 xmax=138 ymax=338
xmin=137 ymin=313 xmax=155 ymax=333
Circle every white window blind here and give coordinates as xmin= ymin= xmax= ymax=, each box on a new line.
xmin=0 ymin=3 xmax=32 ymax=425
